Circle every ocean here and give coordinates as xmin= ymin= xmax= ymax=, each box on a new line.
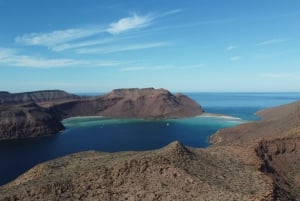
xmin=0 ymin=92 xmax=299 ymax=185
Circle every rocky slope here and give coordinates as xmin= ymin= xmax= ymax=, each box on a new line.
xmin=256 ymin=138 xmax=300 ymax=200
xmin=0 ymin=88 xmax=203 ymax=140
xmin=0 ymin=103 xmax=64 ymax=139
xmin=51 ymin=88 xmax=203 ymax=120
xmin=210 ymin=101 xmax=300 ymax=146
xmin=99 ymin=88 xmax=203 ymax=118
xmin=0 ymin=90 xmax=80 ymax=140
xmin=210 ymin=100 xmax=300 ymax=200
xmin=0 ymin=141 xmax=273 ymax=201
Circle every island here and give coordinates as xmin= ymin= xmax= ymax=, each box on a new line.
xmin=0 ymin=88 xmax=203 ymax=140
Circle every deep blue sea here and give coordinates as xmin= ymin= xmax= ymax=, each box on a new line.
xmin=0 ymin=92 xmax=299 ymax=185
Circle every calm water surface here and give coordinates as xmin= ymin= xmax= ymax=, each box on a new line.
xmin=0 ymin=92 xmax=299 ymax=185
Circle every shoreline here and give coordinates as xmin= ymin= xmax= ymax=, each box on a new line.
xmin=196 ymin=112 xmax=242 ymax=120
xmin=62 ymin=112 xmax=243 ymax=122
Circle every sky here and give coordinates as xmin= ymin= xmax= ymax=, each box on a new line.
xmin=0 ymin=0 xmax=300 ymax=93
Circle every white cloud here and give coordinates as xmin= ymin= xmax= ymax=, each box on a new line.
xmin=227 ymin=45 xmax=237 ymax=51
xmin=0 ymin=48 xmax=14 ymax=58
xmin=178 ymin=64 xmax=204 ymax=70
xmin=51 ymin=34 xmax=144 ymax=52
xmin=106 ymin=14 xmax=153 ymax=35
xmin=106 ymin=10 xmax=182 ymax=35
xmin=0 ymin=50 xmax=79 ymax=68
xmin=260 ymin=73 xmax=300 ymax=79
xmin=119 ymin=64 xmax=203 ymax=72
xmin=52 ymin=38 xmax=114 ymax=52
xmin=76 ymin=42 xmax=169 ymax=54
xmin=157 ymin=9 xmax=182 ymax=18
xmin=0 ymin=48 xmax=120 ymax=68
xmin=256 ymin=38 xmax=288 ymax=46
xmin=138 ymin=18 xmax=236 ymax=36
xmin=229 ymin=56 xmax=241 ymax=61
xmin=120 ymin=65 xmax=170 ymax=72
xmin=120 ymin=67 xmax=147 ymax=72
xmin=14 ymin=10 xmax=181 ymax=54
xmin=15 ymin=26 xmax=105 ymax=47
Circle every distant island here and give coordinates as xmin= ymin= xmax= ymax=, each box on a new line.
xmin=0 ymin=88 xmax=203 ymax=140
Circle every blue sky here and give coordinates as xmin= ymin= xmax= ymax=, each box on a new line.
xmin=0 ymin=0 xmax=300 ymax=92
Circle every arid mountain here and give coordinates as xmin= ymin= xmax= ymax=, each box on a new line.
xmin=51 ymin=88 xmax=203 ymax=120
xmin=0 ymin=141 xmax=273 ymax=201
xmin=0 ymin=90 xmax=77 ymax=140
xmin=0 ymin=88 xmax=203 ymax=140
xmin=1 ymin=98 xmax=300 ymax=200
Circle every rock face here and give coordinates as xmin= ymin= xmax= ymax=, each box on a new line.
xmin=0 ymin=88 xmax=203 ymax=140
xmin=0 ymin=103 xmax=64 ymax=139
xmin=100 ymin=88 xmax=203 ymax=119
xmin=210 ymin=100 xmax=300 ymax=200
xmin=256 ymin=138 xmax=300 ymax=199
xmin=0 ymin=141 xmax=272 ymax=201
xmin=0 ymin=90 xmax=81 ymax=140
xmin=56 ymin=88 xmax=202 ymax=119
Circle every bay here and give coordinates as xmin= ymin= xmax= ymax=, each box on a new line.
xmin=0 ymin=92 xmax=299 ymax=185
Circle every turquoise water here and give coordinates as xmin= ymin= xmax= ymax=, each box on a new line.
xmin=61 ymin=115 xmax=244 ymax=152
xmin=0 ymin=92 xmax=299 ymax=185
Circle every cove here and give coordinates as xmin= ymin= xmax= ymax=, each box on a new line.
xmin=0 ymin=115 xmax=244 ymax=185
xmin=1 ymin=92 xmax=300 ymax=185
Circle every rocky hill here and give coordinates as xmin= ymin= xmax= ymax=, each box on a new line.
xmin=101 ymin=88 xmax=203 ymax=119
xmin=0 ymin=90 xmax=80 ymax=140
xmin=0 ymin=103 xmax=64 ymax=139
xmin=210 ymin=100 xmax=300 ymax=200
xmin=51 ymin=88 xmax=203 ymax=120
xmin=0 ymin=141 xmax=272 ymax=201
xmin=0 ymin=88 xmax=203 ymax=140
